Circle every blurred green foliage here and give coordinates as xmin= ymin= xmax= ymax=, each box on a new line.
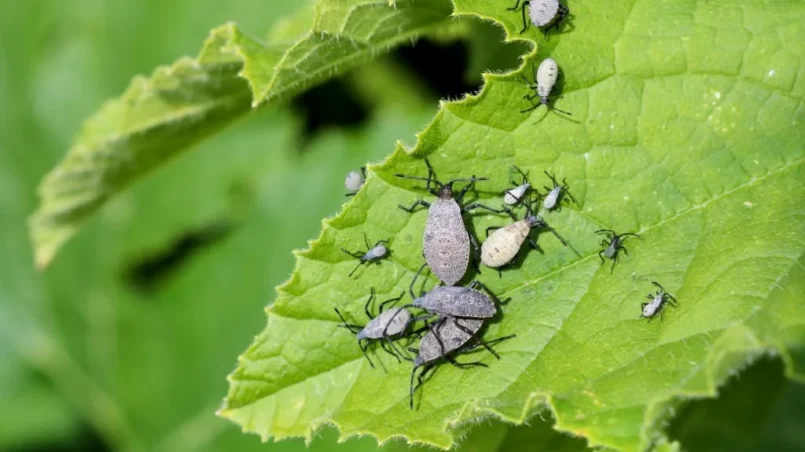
xmin=2 ymin=1 xmax=804 ymax=451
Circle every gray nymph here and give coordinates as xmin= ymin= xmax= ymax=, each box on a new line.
xmin=412 ymin=286 xmax=496 ymax=319
xmin=356 ymin=307 xmax=411 ymax=340
xmin=415 ymin=317 xmax=484 ymax=366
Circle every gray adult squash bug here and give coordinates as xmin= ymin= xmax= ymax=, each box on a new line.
xmin=397 ymin=158 xmax=509 ymax=285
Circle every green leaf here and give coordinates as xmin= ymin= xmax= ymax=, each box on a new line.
xmin=29 ymin=0 xmax=458 ymax=269
xmin=221 ymin=0 xmax=805 ymax=450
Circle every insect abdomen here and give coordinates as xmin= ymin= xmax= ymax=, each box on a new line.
xmin=417 ymin=317 xmax=484 ymax=364
xmin=529 ymin=0 xmax=560 ymax=26
xmin=481 ymin=222 xmax=529 ymax=267
xmin=537 ymin=58 xmax=559 ymax=99
xmin=424 ymin=200 xmax=470 ymax=285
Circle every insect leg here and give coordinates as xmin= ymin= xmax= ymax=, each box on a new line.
xmin=398 ymin=199 xmax=431 ymax=213
xmin=460 ymin=334 xmax=517 ymax=355
xmin=545 ymin=227 xmax=570 ymax=248
xmin=485 ymin=226 xmax=503 ymax=238
xmin=364 ymin=288 xmax=376 ymax=319
xmin=518 ymin=1 xmax=531 ymax=33
xmin=513 ymin=165 xmax=529 ymax=184
xmin=379 ymin=340 xmax=402 ymax=363
xmin=483 ymin=334 xmax=517 ymax=348
xmin=409 ymin=366 xmax=420 ymax=410
xmin=410 ymin=364 xmax=435 ymax=410
xmin=507 ymin=0 xmax=522 ymax=10
xmin=469 ymin=280 xmax=511 ymax=306
xmin=520 ymin=102 xmax=540 ymax=114
xmin=378 ymin=291 xmax=405 ymax=313
xmin=359 ymin=339 xmax=375 ymax=369
xmin=446 ymin=356 xmax=488 ymax=369
xmin=598 ymin=250 xmax=606 ymax=264
xmin=455 ymin=178 xmax=478 ymax=202
xmin=546 ymin=4 xmax=570 ymax=34
xmin=462 ymin=202 xmax=510 ymax=214
xmin=621 ymin=245 xmax=630 ymax=256
xmin=452 ymin=322 xmax=502 ymax=359
xmin=651 ymin=281 xmax=665 ymax=292
xmin=431 ymin=318 xmax=449 ymax=356
xmin=610 ymin=254 xmax=618 ymax=274
xmin=619 ymin=233 xmax=641 ymax=243
xmin=469 ymin=234 xmax=482 ymax=273
xmin=549 ymin=104 xmax=574 ymax=117
xmin=409 ymin=315 xmax=436 ymax=339
xmin=333 ymin=308 xmax=364 ymax=334
xmin=409 ymin=262 xmax=428 ymax=300
xmin=423 ymin=158 xmax=439 ymax=193
xmin=561 ymin=181 xmax=577 ymax=204
xmin=666 ymin=294 xmax=678 ymax=307
xmin=340 ymin=248 xmax=364 ymax=259
xmin=527 ymin=236 xmax=543 ymax=253
xmin=544 ymin=171 xmax=560 ymax=187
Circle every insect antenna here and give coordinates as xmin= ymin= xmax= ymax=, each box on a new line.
xmin=443 ymin=176 xmax=489 ymax=187
xmin=358 ymin=339 xmax=375 ymax=368
xmin=409 ymin=366 xmax=419 ymax=409
xmin=348 ymin=260 xmax=365 ymax=277
xmin=409 ymin=262 xmax=428 ymax=300
xmin=378 ymin=291 xmax=405 ymax=313
xmin=333 ymin=308 xmax=363 ymax=334
xmin=546 ymin=226 xmax=570 ymax=248
xmin=551 ymin=105 xmax=573 ymax=116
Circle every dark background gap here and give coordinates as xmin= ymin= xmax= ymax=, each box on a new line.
xmin=290 ymin=38 xmax=481 ymax=142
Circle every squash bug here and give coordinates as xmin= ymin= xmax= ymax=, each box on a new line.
xmin=402 ymin=262 xmax=508 ymax=319
xmin=397 ymin=158 xmax=509 ymax=285
xmin=520 ymin=59 xmax=572 ymax=116
xmin=482 ymin=193 xmax=569 ymax=272
xmin=334 ymin=288 xmax=421 ymax=367
xmin=408 ymin=317 xmax=515 ymax=409
xmin=508 ymin=0 xmax=570 ymax=35
xmin=641 ymin=281 xmax=677 ymax=321
xmin=597 ymin=229 xmax=639 ymax=273
xmin=503 ymin=165 xmax=533 ymax=206
xmin=345 ymin=166 xmax=366 ymax=196
xmin=341 ymin=233 xmax=389 ymax=277
xmin=542 ymin=170 xmax=576 ymax=210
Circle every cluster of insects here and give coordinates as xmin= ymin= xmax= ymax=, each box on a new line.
xmin=338 ymin=159 xmax=678 ymax=409
xmin=332 ymin=1 xmax=681 ymax=408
